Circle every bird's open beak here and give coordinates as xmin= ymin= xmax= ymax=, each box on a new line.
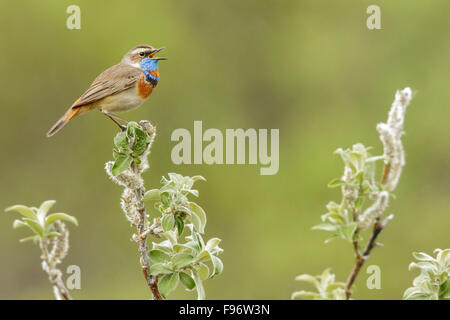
xmin=150 ymin=47 xmax=167 ymax=60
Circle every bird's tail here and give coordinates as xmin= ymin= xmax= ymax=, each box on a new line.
xmin=46 ymin=107 xmax=81 ymax=137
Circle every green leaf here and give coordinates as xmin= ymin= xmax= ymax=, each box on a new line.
xmin=133 ymin=157 xmax=142 ymax=164
xmin=291 ymin=290 xmax=319 ymax=300
xmin=439 ymin=280 xmax=450 ymax=300
xmin=173 ymin=243 xmax=196 ymax=255
xmin=192 ymin=270 xmax=206 ymax=300
xmin=188 ymin=189 xmax=199 ymax=197
xmin=197 ymin=263 xmax=210 ymax=280
xmin=46 ymin=231 xmax=61 ymax=238
xmin=19 ymin=235 xmax=40 ymax=243
xmin=189 ymin=210 xmax=202 ymax=234
xmin=158 ymin=272 xmax=180 ymax=299
xmin=149 ymin=263 xmax=172 ymax=276
xmin=45 ymin=213 xmax=78 ymax=227
xmin=22 ymin=218 xmax=44 ymax=236
xmin=312 ymin=223 xmax=339 ymax=232
xmin=162 ymin=214 xmax=175 ymax=232
xmin=403 ymin=287 xmax=433 ymax=300
xmin=189 ymin=202 xmax=206 ymax=233
xmin=172 ymin=253 xmax=194 ymax=270
xmin=160 ymin=176 xmax=169 ymax=185
xmin=196 ymin=250 xmax=211 ymax=263
xmin=205 ymin=238 xmax=221 ymax=251
xmin=175 ymin=216 xmax=184 ymax=236
xmin=164 ymin=230 xmax=178 ymax=246
xmin=160 ymin=192 xmax=171 ymax=207
xmin=143 ymin=189 xmax=161 ymax=202
xmin=354 ymin=197 xmax=364 ymax=210
xmin=126 ymin=122 xmax=137 ymax=138
xmin=327 ymin=282 xmax=346 ymax=291
xmin=179 ymin=272 xmax=196 ymax=290
xmin=192 ymin=175 xmax=206 ymax=182
xmin=5 ymin=205 xmax=37 ymax=219
xmin=111 ymin=154 xmax=133 ymax=176
xmin=295 ymin=274 xmax=319 ymax=287
xmin=148 ymin=250 xmax=170 ymax=263
xmin=211 ymin=256 xmax=223 ymax=278
xmin=412 ymin=252 xmax=436 ymax=262
xmin=132 ymin=128 xmax=149 ymax=156
xmin=192 ymin=232 xmax=205 ymax=250
xmin=114 ymin=131 xmax=129 ymax=149
xmin=39 ymin=200 xmax=56 ymax=217
xmin=328 ymin=178 xmax=344 ymax=188
xmin=184 ymin=241 xmax=201 ymax=255
xmin=152 ymin=239 xmax=173 ymax=253
xmin=324 ymin=235 xmax=340 ymax=244
xmin=408 ymin=261 xmax=438 ymax=273
xmin=340 ymin=222 xmax=358 ymax=242
xmin=12 ymin=219 xmax=28 ymax=229
xmin=168 ymin=172 xmax=183 ymax=184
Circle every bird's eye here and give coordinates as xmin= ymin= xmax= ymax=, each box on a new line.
xmin=139 ymin=52 xmax=145 ymax=57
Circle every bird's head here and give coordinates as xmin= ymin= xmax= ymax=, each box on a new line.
xmin=122 ymin=45 xmax=167 ymax=76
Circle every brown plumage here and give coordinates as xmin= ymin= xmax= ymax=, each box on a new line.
xmin=47 ymin=45 xmax=165 ymax=137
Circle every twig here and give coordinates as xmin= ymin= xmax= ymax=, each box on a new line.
xmin=132 ymin=172 xmax=163 ymax=300
xmin=344 ymin=87 xmax=412 ymax=299
xmin=345 ymin=214 xmax=390 ymax=299
xmin=40 ymin=237 xmax=72 ymax=300
xmin=105 ymin=121 xmax=162 ymax=300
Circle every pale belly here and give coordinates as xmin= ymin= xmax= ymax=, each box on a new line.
xmin=98 ymin=86 xmax=145 ymax=113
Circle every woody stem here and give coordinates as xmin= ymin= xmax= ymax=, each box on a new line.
xmin=131 ymin=164 xmax=162 ymax=300
xmin=344 ymin=162 xmax=391 ymax=299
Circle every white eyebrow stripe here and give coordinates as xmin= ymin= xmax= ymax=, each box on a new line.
xmin=131 ymin=47 xmax=152 ymax=55
xmin=131 ymin=49 xmax=145 ymax=55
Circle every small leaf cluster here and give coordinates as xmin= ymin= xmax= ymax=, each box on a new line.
xmin=403 ymin=249 xmax=450 ymax=300
xmin=5 ymin=200 xmax=78 ymax=243
xmin=144 ymin=173 xmax=223 ymax=299
xmin=112 ymin=122 xmax=153 ymax=176
xmin=313 ymin=143 xmax=384 ymax=242
xmin=292 ymin=269 xmax=346 ymax=300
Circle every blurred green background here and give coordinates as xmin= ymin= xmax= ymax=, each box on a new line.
xmin=1 ymin=0 xmax=449 ymax=300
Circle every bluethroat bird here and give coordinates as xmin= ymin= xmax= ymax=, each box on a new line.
xmin=47 ymin=45 xmax=167 ymax=137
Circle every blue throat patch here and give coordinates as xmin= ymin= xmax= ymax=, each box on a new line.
xmin=140 ymin=58 xmax=160 ymax=82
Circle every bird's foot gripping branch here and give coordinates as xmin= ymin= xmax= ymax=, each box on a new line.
xmin=105 ymin=121 xmax=223 ymax=300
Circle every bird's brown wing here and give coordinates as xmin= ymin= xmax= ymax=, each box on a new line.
xmin=71 ymin=63 xmax=143 ymax=108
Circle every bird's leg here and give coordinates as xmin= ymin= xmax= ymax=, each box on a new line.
xmin=102 ymin=111 xmax=127 ymax=131
xmin=107 ymin=113 xmax=130 ymax=123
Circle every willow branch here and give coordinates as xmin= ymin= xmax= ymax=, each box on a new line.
xmin=344 ymin=88 xmax=412 ymax=299
xmin=345 ymin=210 xmax=393 ymax=299
xmin=40 ymin=230 xmax=72 ymax=300
xmin=105 ymin=121 xmax=162 ymax=300
xmin=132 ymin=164 xmax=162 ymax=300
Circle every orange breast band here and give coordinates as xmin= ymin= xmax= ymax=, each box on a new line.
xmin=137 ymin=74 xmax=154 ymax=99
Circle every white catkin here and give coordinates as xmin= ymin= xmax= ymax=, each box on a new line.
xmin=48 ymin=221 xmax=69 ymax=266
xmin=341 ymin=165 xmax=358 ymax=201
xmin=105 ymin=161 xmax=143 ymax=190
xmin=121 ymin=188 xmax=139 ymax=225
xmin=358 ymin=191 xmax=389 ymax=230
xmin=377 ymin=87 xmax=412 ymax=191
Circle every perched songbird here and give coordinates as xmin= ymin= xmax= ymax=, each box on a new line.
xmin=47 ymin=45 xmax=167 ymax=137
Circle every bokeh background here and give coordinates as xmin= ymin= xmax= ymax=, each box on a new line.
xmin=0 ymin=0 xmax=449 ymax=300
